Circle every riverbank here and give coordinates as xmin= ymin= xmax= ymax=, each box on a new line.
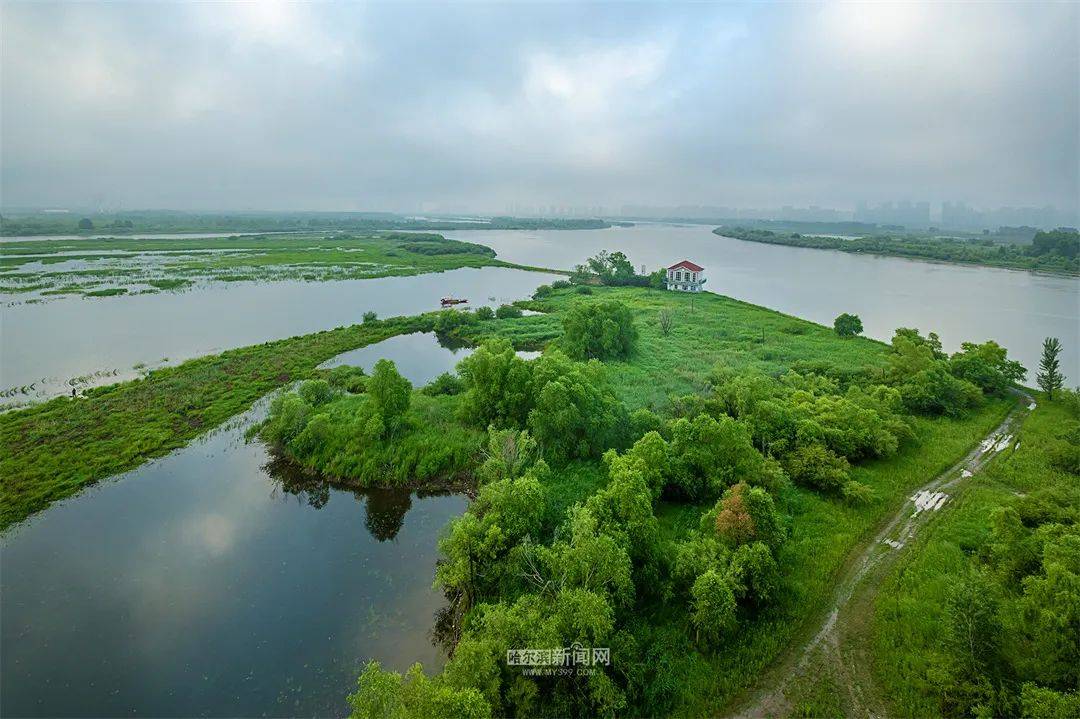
xmin=713 ymin=226 xmax=1080 ymax=277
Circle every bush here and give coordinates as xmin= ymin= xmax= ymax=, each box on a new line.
xmin=551 ymin=279 xmax=572 ymax=290
xmin=495 ymin=304 xmax=522 ymax=319
xmin=298 ymin=379 xmax=335 ymax=407
xmin=575 ymin=285 xmax=593 ymax=295
xmin=474 ymin=306 xmax=495 ymax=321
xmin=362 ymin=311 xmax=378 ymax=323
xmin=434 ymin=309 xmax=478 ymax=335
xmin=691 ymin=570 xmax=737 ymax=646
xmin=783 ymin=443 xmax=850 ymax=493
xmin=422 ymin=372 xmax=464 ymax=397
xmin=326 ymin=365 xmax=367 ymax=393
xmin=833 ymin=313 xmax=863 ymax=338
xmin=532 ymin=284 xmax=553 ymax=299
xmin=561 ymin=300 xmax=638 ymax=360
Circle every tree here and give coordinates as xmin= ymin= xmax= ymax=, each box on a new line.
xmin=456 ymin=340 xmax=534 ymax=429
xmin=362 ymin=311 xmax=378 ymax=323
xmin=77 ymin=217 xmax=94 ymax=230
xmin=658 ymin=309 xmax=673 ymax=336
xmin=561 ymin=300 xmax=638 ymax=360
xmin=1037 ymin=337 xmax=1065 ymax=400
xmin=690 ymin=570 xmax=737 ymax=645
xmin=949 ymin=340 xmax=1026 ymax=395
xmin=368 ymin=359 xmax=411 ymax=434
xmin=474 ymin=306 xmax=495 ymax=320
xmin=833 ymin=313 xmax=863 ymax=338
xmin=783 ymin=443 xmax=850 ymax=492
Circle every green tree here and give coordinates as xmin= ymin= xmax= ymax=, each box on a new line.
xmin=1037 ymin=337 xmax=1065 ymax=400
xmin=833 ymin=313 xmax=863 ymax=338
xmin=690 ymin=569 xmax=737 ymax=645
xmin=298 ymin=378 xmax=334 ymax=407
xmin=561 ymin=300 xmax=638 ymax=360
xmin=457 ymin=340 xmax=534 ymax=428
xmin=368 ymin=359 xmax=411 ymax=434
xmin=77 ymin=217 xmax=94 ymax=230
xmin=362 ymin=310 xmax=378 ymax=323
xmin=783 ymin=443 xmax=850 ymax=493
xmin=347 ymin=661 xmax=491 ymax=719
xmin=474 ymin=306 xmax=495 ymax=320
xmin=949 ymin=340 xmax=1026 ymax=395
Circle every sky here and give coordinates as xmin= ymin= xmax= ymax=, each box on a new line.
xmin=1 ymin=1 xmax=1077 ymax=215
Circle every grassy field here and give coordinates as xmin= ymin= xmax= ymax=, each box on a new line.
xmin=0 ymin=232 xmax=554 ymax=298
xmin=510 ymin=285 xmax=890 ymax=408
xmin=0 ymin=314 xmax=435 ymax=529
xmin=870 ymin=394 xmax=1078 ymax=717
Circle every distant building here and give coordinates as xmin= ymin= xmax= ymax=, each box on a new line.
xmin=666 ymin=260 xmax=705 ymax=292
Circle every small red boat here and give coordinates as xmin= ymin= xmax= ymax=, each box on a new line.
xmin=440 ymin=297 xmax=469 ymax=307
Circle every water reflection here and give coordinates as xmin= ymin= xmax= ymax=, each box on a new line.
xmin=266 ymin=455 xmax=424 ymax=543
xmin=1 ymin=395 xmax=466 ymax=717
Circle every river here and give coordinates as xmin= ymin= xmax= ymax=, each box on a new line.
xmin=445 ymin=223 xmax=1079 ymax=381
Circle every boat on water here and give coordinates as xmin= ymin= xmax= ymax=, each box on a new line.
xmin=440 ymin=297 xmax=468 ymax=307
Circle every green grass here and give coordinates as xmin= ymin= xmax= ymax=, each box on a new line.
xmin=0 ymin=314 xmax=435 ymax=530
xmin=869 ymin=395 xmax=1077 ymax=717
xmin=0 ymin=232 xmax=555 ymax=298
xmin=487 ymin=285 xmax=889 ymax=407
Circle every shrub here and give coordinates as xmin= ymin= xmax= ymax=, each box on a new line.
xmin=532 ymin=284 xmax=553 ymax=299
xmin=495 ymin=304 xmax=522 ymax=319
xmin=575 ymin=285 xmax=593 ymax=295
xmin=362 ymin=311 xmax=378 ymax=323
xmin=474 ymin=306 xmax=495 ymax=321
xmin=298 ymin=379 xmax=335 ymax=407
xmin=551 ymin=279 xmax=572 ymax=290
xmin=561 ymin=300 xmax=638 ymax=360
xmin=783 ymin=443 xmax=850 ymax=493
xmin=422 ymin=372 xmax=464 ymax=397
xmin=326 ymin=365 xmax=367 ymax=393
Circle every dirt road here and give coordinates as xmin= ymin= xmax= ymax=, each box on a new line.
xmin=728 ymin=395 xmax=1032 ymax=718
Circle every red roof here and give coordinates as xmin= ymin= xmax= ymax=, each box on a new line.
xmin=668 ymin=260 xmax=704 ymax=272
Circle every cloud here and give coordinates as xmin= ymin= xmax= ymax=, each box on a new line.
xmin=1 ymin=1 xmax=1075 ymax=214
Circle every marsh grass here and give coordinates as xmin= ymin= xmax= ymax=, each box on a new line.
xmin=0 ymin=314 xmax=435 ymax=529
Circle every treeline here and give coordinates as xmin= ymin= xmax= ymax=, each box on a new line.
xmin=0 ymin=212 xmax=612 ymax=237
xmin=715 ymin=226 xmax=1080 ymax=275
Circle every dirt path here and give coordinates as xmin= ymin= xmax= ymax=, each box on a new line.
xmin=728 ymin=394 xmax=1032 ymax=719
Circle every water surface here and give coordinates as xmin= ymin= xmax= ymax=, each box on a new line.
xmin=447 ymin=223 xmax=1079 ymax=380
xmin=1 ymin=266 xmax=559 ymax=405
xmin=1 ymin=337 xmax=473 ymax=717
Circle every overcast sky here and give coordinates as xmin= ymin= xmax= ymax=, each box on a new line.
xmin=1 ymin=1 xmax=1077 ymax=214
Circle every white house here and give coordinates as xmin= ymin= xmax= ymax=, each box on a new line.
xmin=666 ymin=260 xmax=705 ymax=292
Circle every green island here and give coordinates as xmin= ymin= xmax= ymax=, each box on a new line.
xmin=0 ymin=210 xmax=613 ymax=237
xmin=0 ymin=232 xmax=557 ymax=298
xmin=714 ymin=226 xmax=1080 ymax=276
xmin=6 ymin=247 xmax=1072 ymax=718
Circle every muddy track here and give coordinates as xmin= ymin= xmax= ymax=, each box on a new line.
xmin=728 ymin=393 xmax=1032 ymax=719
